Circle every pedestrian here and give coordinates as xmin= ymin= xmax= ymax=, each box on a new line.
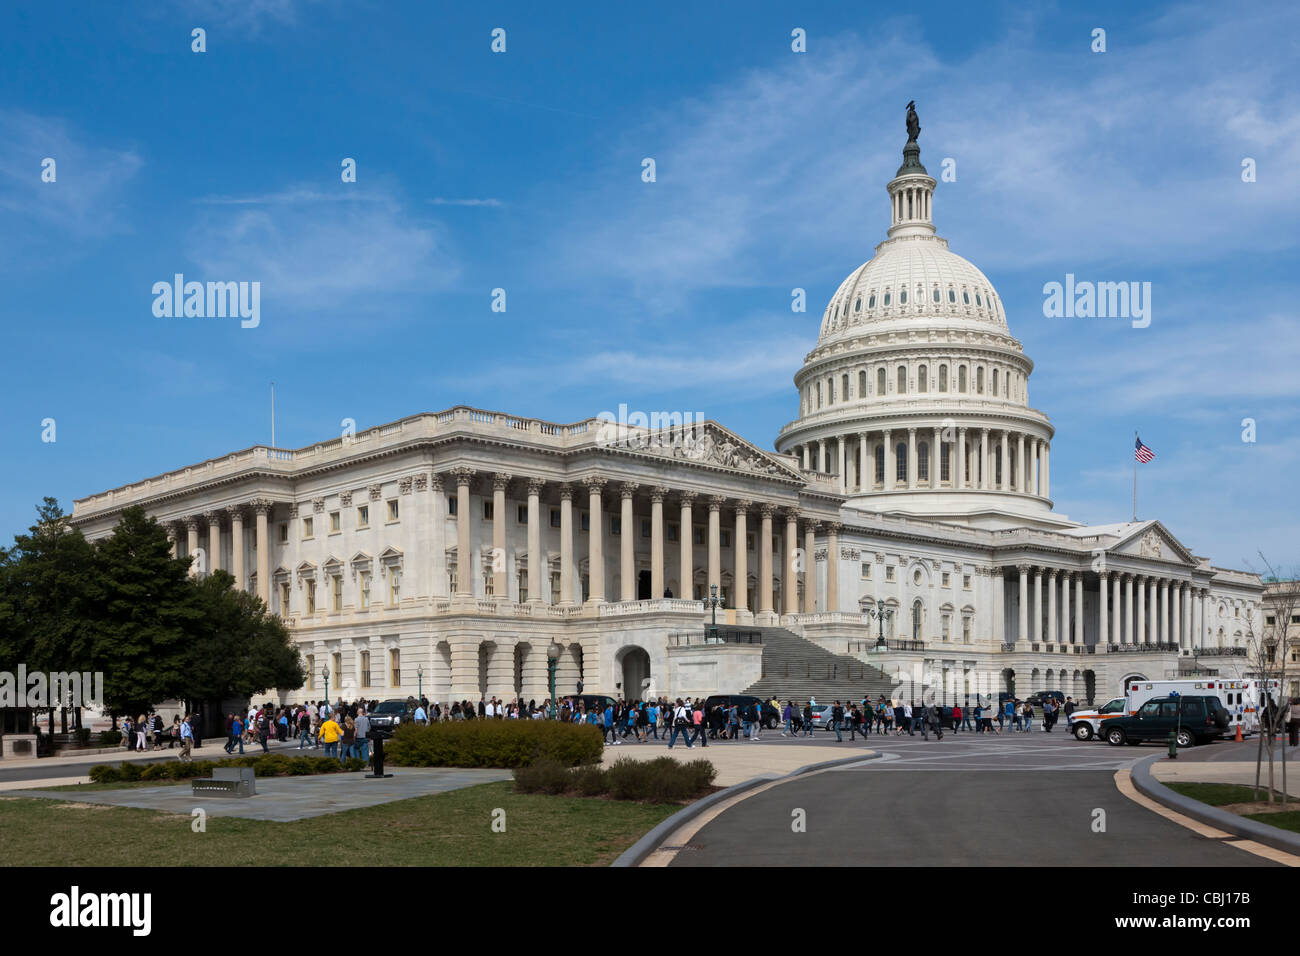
xmin=831 ymin=701 xmax=844 ymax=742
xmin=340 ymin=716 xmax=356 ymax=762
xmin=318 ymin=713 xmax=342 ymax=758
xmin=1022 ymin=700 xmax=1034 ymax=733
xmin=689 ymin=701 xmax=708 ymax=748
xmin=354 ymin=708 xmax=371 ymax=764
xmin=951 ymin=703 xmax=962 ymax=734
xmin=226 ymin=714 xmax=245 ymax=755
xmin=178 ymin=714 xmax=194 ymax=762
xmin=667 ymin=699 xmax=695 ymax=749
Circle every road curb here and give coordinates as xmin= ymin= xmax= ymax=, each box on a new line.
xmin=610 ymin=750 xmax=881 ymax=867
xmin=1131 ymin=754 xmax=1300 ymax=856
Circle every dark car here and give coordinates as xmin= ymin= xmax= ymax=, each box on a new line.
xmin=1104 ymin=695 xmax=1230 ymax=748
xmin=367 ymin=697 xmax=417 ymax=732
xmin=561 ymin=694 xmax=616 ymax=715
xmin=703 ymin=695 xmax=780 ymax=729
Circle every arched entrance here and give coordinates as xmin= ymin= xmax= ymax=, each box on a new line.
xmin=619 ymin=646 xmax=651 ymax=701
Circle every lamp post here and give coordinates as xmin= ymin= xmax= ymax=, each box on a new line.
xmin=321 ymin=666 xmax=330 ymax=699
xmin=417 ymin=664 xmax=424 ymax=701
xmin=547 ymin=643 xmax=562 ymax=718
xmin=865 ymin=605 xmax=893 ymax=651
xmin=704 ymin=583 xmax=724 ymax=642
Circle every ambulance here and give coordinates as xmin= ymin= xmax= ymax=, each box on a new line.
xmin=1220 ymin=679 xmax=1283 ymax=736
xmin=1071 ymin=678 xmax=1261 ymax=741
xmin=1067 ymin=697 xmax=1127 ymax=741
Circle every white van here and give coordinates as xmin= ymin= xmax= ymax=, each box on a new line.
xmin=1220 ymin=679 xmax=1282 ymax=736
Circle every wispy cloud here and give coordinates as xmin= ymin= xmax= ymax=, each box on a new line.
xmin=427 ymin=197 xmax=504 ymax=207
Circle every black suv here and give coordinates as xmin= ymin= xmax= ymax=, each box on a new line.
xmin=368 ymin=698 xmax=414 ymax=735
xmin=1104 ymin=695 xmax=1230 ymax=748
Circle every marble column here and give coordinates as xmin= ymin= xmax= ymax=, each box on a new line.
xmin=979 ymin=429 xmax=990 ymax=490
xmin=804 ymin=521 xmax=818 ymax=613
xmin=559 ymin=484 xmax=574 ymax=605
xmin=957 ymin=427 xmax=967 ymax=489
xmin=651 ymin=487 xmax=667 ymax=602
xmin=1098 ymin=570 xmax=1109 ymax=647
xmin=758 ymin=504 xmax=774 ymax=615
xmin=783 ymin=510 xmax=799 ymax=613
xmin=1047 ymin=570 xmax=1058 ymax=643
xmin=907 ymin=428 xmax=917 ymax=490
xmin=1074 ymin=572 xmax=1083 ymax=644
xmin=1157 ymin=579 xmax=1167 ymax=645
xmin=1136 ymin=576 xmax=1147 ymax=644
xmin=837 ymin=437 xmax=847 ymax=493
xmin=1111 ymin=572 xmax=1121 ymax=647
xmin=453 ymin=468 xmax=474 ymax=596
xmin=584 ymin=477 xmax=606 ymax=604
xmin=1000 ymin=431 xmax=1009 ymax=491
xmin=707 ymin=496 xmax=723 ymax=596
xmin=227 ymin=509 xmax=244 ymax=590
xmin=1018 ymin=565 xmax=1030 ymax=646
xmin=930 ymin=426 xmax=940 ymax=489
xmin=167 ymin=524 xmax=178 ymax=560
xmin=185 ymin=517 xmax=200 ymax=577
xmin=527 ymin=478 xmax=544 ymax=603
xmin=1061 ymin=571 xmax=1072 ymax=644
xmin=492 ymin=473 xmax=510 ymax=599
xmin=620 ymin=483 xmax=637 ymax=602
xmin=826 ymin=522 xmax=841 ymax=613
xmin=1148 ymin=578 xmax=1158 ymax=645
xmin=678 ymin=492 xmax=695 ymax=601
xmin=1032 ymin=568 xmax=1043 ymax=643
xmin=1031 ymin=440 xmax=1040 ymax=495
xmin=1173 ymin=582 xmax=1183 ymax=650
xmin=731 ymin=499 xmax=747 ymax=612
xmin=858 ymin=433 xmax=868 ymax=491
xmin=883 ymin=429 xmax=894 ymax=491
xmin=1124 ymin=573 xmax=1134 ymax=644
xmin=1042 ymin=442 xmax=1051 ymax=497
xmin=206 ymin=513 xmax=222 ymax=574
xmin=253 ymin=500 xmax=271 ymax=604
xmin=1016 ymin=433 xmax=1026 ymax=493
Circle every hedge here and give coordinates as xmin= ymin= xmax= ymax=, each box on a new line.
xmin=513 ymin=756 xmax=716 ymax=803
xmin=87 ymin=754 xmax=366 ymax=784
xmin=385 ymin=720 xmax=603 ymax=769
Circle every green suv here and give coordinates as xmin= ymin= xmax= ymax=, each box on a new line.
xmin=1104 ymin=695 xmax=1230 ymax=748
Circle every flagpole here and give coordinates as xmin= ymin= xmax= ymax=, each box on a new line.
xmin=271 ymin=381 xmax=276 ymax=448
xmin=1132 ymin=430 xmax=1138 ymax=522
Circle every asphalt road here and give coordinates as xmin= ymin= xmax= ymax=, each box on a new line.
xmin=669 ymin=731 xmax=1281 ymax=866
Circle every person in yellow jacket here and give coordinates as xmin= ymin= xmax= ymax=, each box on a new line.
xmin=318 ymin=716 xmax=343 ymax=758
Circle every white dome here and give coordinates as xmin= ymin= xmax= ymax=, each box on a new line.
xmin=818 ymin=235 xmax=1007 ymax=345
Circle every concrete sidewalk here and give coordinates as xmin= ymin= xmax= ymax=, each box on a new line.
xmin=1151 ymin=755 xmax=1300 ymax=798
xmin=599 ymin=736 xmax=875 ymax=785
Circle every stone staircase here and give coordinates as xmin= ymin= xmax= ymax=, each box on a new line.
xmin=740 ymin=626 xmax=895 ymax=703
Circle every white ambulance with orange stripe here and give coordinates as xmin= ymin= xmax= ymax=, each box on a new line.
xmin=1068 ymin=697 xmax=1127 ymax=741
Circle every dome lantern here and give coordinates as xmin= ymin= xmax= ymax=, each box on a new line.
xmin=886 ymin=100 xmax=936 ymax=240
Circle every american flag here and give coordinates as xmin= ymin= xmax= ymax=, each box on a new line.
xmin=1134 ymin=436 xmax=1155 ymax=463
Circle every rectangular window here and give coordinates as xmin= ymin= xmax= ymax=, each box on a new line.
xmin=611 ymin=517 xmax=621 ymax=536
xmin=963 ymin=574 xmax=972 ymax=589
xmin=483 ymin=501 xmax=494 ymax=521
xmin=942 ymin=572 xmax=951 ymax=587
xmin=387 ymin=500 xmax=399 ymax=522
xmin=518 ymin=572 xmax=528 ymax=603
xmin=332 ymin=574 xmax=343 ymax=611
xmin=641 ymin=518 xmax=651 ymax=538
xmin=447 ymin=497 xmax=458 ymax=516
xmin=861 ymin=562 xmax=871 ymax=579
xmin=518 ymin=504 xmax=528 ymax=523
xmin=942 ymin=613 xmax=951 ymax=641
xmin=332 ymin=653 xmax=342 ymax=690
xmin=278 ymin=523 xmax=288 ymax=543
xmin=551 ymin=571 xmax=561 ymax=605
xmin=306 ymin=581 xmax=316 ymax=614
xmin=886 ymin=566 xmax=895 ymax=581
xmin=279 ymin=582 xmax=290 ymax=615
xmin=483 ymin=570 xmax=494 ymax=598
xmin=580 ymin=511 xmax=590 ymax=532
xmin=359 ymin=651 xmax=371 ymax=689
xmin=550 ymin=508 xmax=561 ymax=528
xmin=306 ymin=655 xmax=315 ymax=690
xmin=329 ymin=511 xmax=340 ymax=533
xmin=721 ymin=530 xmax=731 ymax=549
xmin=357 ymin=504 xmax=369 ymax=528
xmin=667 ymin=523 xmax=679 ymax=542
xmin=962 ymin=618 xmax=971 ymax=643
xmin=694 ymin=527 xmax=705 ymax=545
xmin=302 ymin=516 xmax=314 ymax=539
xmin=448 ymin=568 xmax=457 ymax=594
xmin=390 ymin=649 xmax=400 ymax=687
xmin=747 ymin=533 xmax=755 ymax=551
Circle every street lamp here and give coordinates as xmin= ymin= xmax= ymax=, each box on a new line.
xmin=546 ymin=643 xmax=562 ymax=718
xmin=704 ymin=584 xmax=724 ymax=641
xmin=417 ymin=664 xmax=424 ymax=700
xmin=321 ymin=666 xmax=330 ymax=698
xmin=865 ymin=605 xmax=893 ymax=651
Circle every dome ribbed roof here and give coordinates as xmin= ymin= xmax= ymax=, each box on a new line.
xmin=817 ymin=236 xmax=1007 ymax=344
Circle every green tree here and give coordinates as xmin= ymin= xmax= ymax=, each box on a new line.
xmin=185 ymin=570 xmax=305 ymax=703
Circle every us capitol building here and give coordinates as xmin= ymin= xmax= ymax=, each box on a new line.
xmin=71 ymin=110 xmax=1263 ymax=707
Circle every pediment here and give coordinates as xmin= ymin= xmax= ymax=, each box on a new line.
xmin=604 ymin=420 xmax=802 ymax=481
xmin=1110 ymin=521 xmax=1195 ymax=565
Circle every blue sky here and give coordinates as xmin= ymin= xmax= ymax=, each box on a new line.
xmin=1 ymin=0 xmax=1297 ymax=573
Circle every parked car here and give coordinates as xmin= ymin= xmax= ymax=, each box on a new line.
xmin=702 ymin=695 xmax=779 ymax=729
xmin=1103 ymin=695 xmax=1230 ymax=748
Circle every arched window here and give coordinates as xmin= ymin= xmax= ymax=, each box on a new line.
xmin=933 ymin=287 xmax=941 ymax=303
xmin=976 ymin=293 xmax=982 ymax=307
xmin=842 ymin=373 xmax=849 ymax=399
xmin=918 ymin=441 xmax=930 ymax=481
xmin=940 ymin=442 xmax=950 ymax=481
xmin=976 ymin=367 xmax=985 ymax=394
xmin=918 ymin=365 xmax=928 ymax=392
xmin=877 ymin=367 xmax=886 ymax=395
xmin=897 ymin=365 xmax=907 ymax=393
xmin=868 ymin=294 xmax=876 ymax=309
xmin=895 ymin=443 xmax=908 ymax=482
xmin=995 ymin=447 xmax=1003 ymax=486
xmin=900 ymin=288 xmax=908 ymax=304
xmin=992 ymin=368 xmax=999 ymax=395
xmin=884 ymin=291 xmax=891 ymax=306
xmin=854 ymin=297 xmax=861 ymax=312
xmin=875 ymin=444 xmax=885 ymax=483
xmin=938 ymin=364 xmax=948 ymax=391
xmin=912 ymin=599 xmax=923 ymax=642
xmin=816 ymin=382 xmax=822 ymax=408
xmin=948 ymin=289 xmax=956 ymax=303
xmin=958 ymin=366 xmax=968 ymax=392
xmin=828 ymin=377 xmax=835 ymax=403
xmin=858 ymin=370 xmax=866 ymax=397
xmin=963 ymin=290 xmax=971 ymax=305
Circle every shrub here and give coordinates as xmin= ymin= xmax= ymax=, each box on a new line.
xmin=387 ymin=720 xmax=603 ymax=769
xmin=83 ymin=753 xmax=369 ymax=784
xmin=74 ymin=728 xmax=91 ymax=746
xmin=118 ymin=761 xmax=143 ymax=782
xmin=88 ymin=765 xmax=121 ymax=784
xmin=98 ymin=730 xmax=123 ymax=746
xmin=140 ymin=762 xmax=169 ymax=781
xmin=571 ymin=763 xmax=609 ymax=797
xmin=513 ymin=759 xmax=574 ymax=795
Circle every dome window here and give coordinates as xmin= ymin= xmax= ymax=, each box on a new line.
xmin=933 ymin=287 xmax=940 ymax=303
xmin=900 ymin=289 xmax=907 ymax=304
xmin=884 ymin=292 xmax=891 ymax=306
xmin=976 ymin=294 xmax=982 ymax=307
xmin=948 ymin=289 xmax=956 ymax=303
xmin=868 ymin=295 xmax=876 ymax=309
xmin=963 ymin=291 xmax=970 ymax=305
xmin=854 ymin=297 xmax=861 ymax=312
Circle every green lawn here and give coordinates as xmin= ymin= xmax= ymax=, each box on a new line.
xmin=0 ymin=781 xmax=675 ymax=866
xmin=1166 ymin=782 xmax=1300 ymax=835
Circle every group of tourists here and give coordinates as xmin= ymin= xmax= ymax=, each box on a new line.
xmin=119 ymin=712 xmax=195 ymax=753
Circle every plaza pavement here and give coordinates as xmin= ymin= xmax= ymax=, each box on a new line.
xmin=599 ymin=729 xmax=875 ymax=785
xmin=1148 ymin=737 xmax=1300 ymax=798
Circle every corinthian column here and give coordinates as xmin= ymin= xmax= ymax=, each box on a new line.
xmin=559 ymin=484 xmax=574 ymax=605
xmin=185 ymin=517 xmax=200 ymax=577
xmin=206 ymin=513 xmax=222 ymax=574
xmin=584 ymin=477 xmax=606 ymax=604
xmin=758 ymin=503 xmax=774 ymax=615
xmin=783 ymin=510 xmax=799 ymax=613
xmin=651 ymin=487 xmax=667 ymax=601
xmin=451 ymin=468 xmax=475 ymax=597
xmin=252 ymin=499 xmax=271 ymax=604
xmin=527 ymin=477 xmax=545 ymax=603
xmin=707 ymin=496 xmax=723 ymax=596
xmin=678 ymin=491 xmax=695 ymax=600
xmin=226 ymin=505 xmax=245 ymax=590
xmin=1017 ymin=565 xmax=1030 ymax=647
xmin=492 ymin=473 xmax=510 ymax=599
xmin=732 ymin=500 xmax=748 ymax=614
xmin=620 ymin=483 xmax=637 ymax=602
xmin=826 ymin=522 xmax=841 ymax=613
